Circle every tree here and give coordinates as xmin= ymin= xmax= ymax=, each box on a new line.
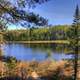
xmin=0 ymin=0 xmax=49 ymax=29
xmin=0 ymin=0 xmax=49 ymax=54
xmin=0 ymin=0 xmax=49 ymax=78
xmin=67 ymin=5 xmax=80 ymax=80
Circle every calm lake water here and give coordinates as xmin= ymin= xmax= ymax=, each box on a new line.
xmin=3 ymin=43 xmax=72 ymax=61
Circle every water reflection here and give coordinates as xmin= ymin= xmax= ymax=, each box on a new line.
xmin=3 ymin=43 xmax=73 ymax=61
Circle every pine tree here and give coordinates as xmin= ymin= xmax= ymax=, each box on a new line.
xmin=0 ymin=0 xmax=48 ymax=29
xmin=73 ymin=5 xmax=80 ymax=80
xmin=67 ymin=5 xmax=80 ymax=80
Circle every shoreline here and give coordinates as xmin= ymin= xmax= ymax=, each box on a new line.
xmin=7 ymin=40 xmax=69 ymax=44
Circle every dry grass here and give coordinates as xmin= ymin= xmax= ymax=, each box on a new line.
xmin=0 ymin=60 xmax=80 ymax=80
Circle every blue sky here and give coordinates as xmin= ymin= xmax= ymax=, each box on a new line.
xmin=8 ymin=0 xmax=80 ymax=29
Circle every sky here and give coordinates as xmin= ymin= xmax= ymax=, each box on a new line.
xmin=8 ymin=0 xmax=80 ymax=29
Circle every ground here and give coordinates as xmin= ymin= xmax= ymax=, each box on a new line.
xmin=1 ymin=59 xmax=80 ymax=80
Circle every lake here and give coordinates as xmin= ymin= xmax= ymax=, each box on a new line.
xmin=3 ymin=43 xmax=73 ymax=61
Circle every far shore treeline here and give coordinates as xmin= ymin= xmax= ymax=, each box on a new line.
xmin=2 ymin=25 xmax=80 ymax=41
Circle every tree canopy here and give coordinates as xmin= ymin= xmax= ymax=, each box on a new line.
xmin=0 ymin=0 xmax=49 ymax=30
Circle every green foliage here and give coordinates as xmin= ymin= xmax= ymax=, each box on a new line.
xmin=0 ymin=0 xmax=48 ymax=29
xmin=6 ymin=57 xmax=17 ymax=76
xmin=6 ymin=57 xmax=16 ymax=69
xmin=67 ymin=5 xmax=80 ymax=80
xmin=0 ymin=49 xmax=3 ymax=56
xmin=3 ymin=25 xmax=69 ymax=41
xmin=67 ymin=5 xmax=80 ymax=48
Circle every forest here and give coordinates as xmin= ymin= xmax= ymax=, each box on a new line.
xmin=0 ymin=0 xmax=80 ymax=80
xmin=3 ymin=25 xmax=70 ymax=41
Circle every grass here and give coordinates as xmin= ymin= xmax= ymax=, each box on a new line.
xmin=8 ymin=40 xmax=69 ymax=44
xmin=1 ymin=59 xmax=80 ymax=80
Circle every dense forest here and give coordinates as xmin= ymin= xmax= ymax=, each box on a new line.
xmin=3 ymin=25 xmax=70 ymax=41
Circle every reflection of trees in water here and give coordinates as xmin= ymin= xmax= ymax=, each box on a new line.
xmin=24 ymin=43 xmax=72 ymax=54
xmin=45 ymin=49 xmax=52 ymax=60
